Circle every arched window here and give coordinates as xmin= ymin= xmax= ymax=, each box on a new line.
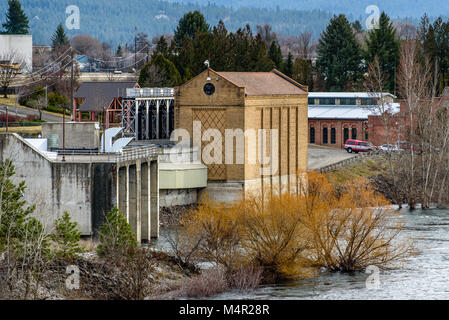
xmin=352 ymin=127 xmax=357 ymax=140
xmin=331 ymin=128 xmax=336 ymax=144
xmin=310 ymin=127 xmax=315 ymax=144
xmin=323 ymin=127 xmax=328 ymax=144
xmin=344 ymin=127 xmax=349 ymax=143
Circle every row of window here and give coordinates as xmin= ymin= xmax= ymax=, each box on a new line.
xmin=308 ymin=98 xmax=377 ymax=106
xmin=309 ymin=127 xmax=358 ymax=144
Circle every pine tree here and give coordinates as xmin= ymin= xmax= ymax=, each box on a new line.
xmin=316 ymin=14 xmax=364 ymax=91
xmin=268 ymin=40 xmax=283 ymax=69
xmin=364 ymin=12 xmax=399 ymax=93
xmin=351 ymin=20 xmax=363 ymax=33
xmin=97 ymin=207 xmax=137 ymax=258
xmin=174 ymin=11 xmax=210 ymax=48
xmin=139 ymin=54 xmax=182 ymax=87
xmin=250 ymin=33 xmax=274 ymax=72
xmin=116 ymin=45 xmax=123 ymax=57
xmin=282 ymin=52 xmax=294 ymax=77
xmin=292 ymin=57 xmax=314 ymax=89
xmin=1 ymin=0 xmax=30 ymax=35
xmin=51 ymin=212 xmax=83 ymax=260
xmin=153 ymin=36 xmax=169 ymax=58
xmin=51 ymin=23 xmax=69 ymax=50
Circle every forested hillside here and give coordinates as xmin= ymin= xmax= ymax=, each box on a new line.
xmin=0 ymin=0 xmax=445 ymax=48
xmin=170 ymin=0 xmax=448 ymax=18
xmin=0 ymin=0 xmax=334 ymax=47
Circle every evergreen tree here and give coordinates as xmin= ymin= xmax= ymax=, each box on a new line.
xmin=268 ymin=40 xmax=283 ymax=69
xmin=153 ymin=36 xmax=169 ymax=57
xmin=51 ymin=23 xmax=69 ymax=50
xmin=116 ymin=45 xmax=123 ymax=57
xmin=292 ymin=57 xmax=314 ymax=89
xmin=418 ymin=14 xmax=449 ymax=95
xmin=51 ymin=212 xmax=83 ymax=260
xmin=139 ymin=54 xmax=182 ymax=87
xmin=351 ymin=20 xmax=363 ymax=33
xmin=364 ymin=12 xmax=399 ymax=93
xmin=250 ymin=33 xmax=274 ymax=72
xmin=174 ymin=11 xmax=210 ymax=48
xmin=97 ymin=207 xmax=137 ymax=258
xmin=282 ymin=52 xmax=294 ymax=77
xmin=316 ymin=14 xmax=363 ymax=91
xmin=1 ymin=0 xmax=29 ymax=34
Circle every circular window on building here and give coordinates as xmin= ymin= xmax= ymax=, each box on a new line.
xmin=203 ymin=83 xmax=215 ymax=95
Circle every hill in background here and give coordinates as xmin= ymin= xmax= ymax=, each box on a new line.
xmin=0 ymin=0 xmax=446 ymax=48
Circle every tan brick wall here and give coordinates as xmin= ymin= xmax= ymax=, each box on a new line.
xmin=175 ymin=69 xmax=309 ymax=195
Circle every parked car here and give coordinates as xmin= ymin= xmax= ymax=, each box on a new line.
xmin=397 ymin=141 xmax=422 ymax=153
xmin=344 ymin=139 xmax=376 ymax=153
xmin=378 ymin=144 xmax=400 ymax=152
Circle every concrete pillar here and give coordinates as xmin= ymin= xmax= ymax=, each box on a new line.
xmin=125 ymin=165 xmax=130 ymax=221
xmin=118 ymin=166 xmax=127 ymax=218
xmin=150 ymin=160 xmax=159 ymax=238
xmin=128 ymin=164 xmax=140 ymax=242
xmin=141 ymin=162 xmax=150 ymax=241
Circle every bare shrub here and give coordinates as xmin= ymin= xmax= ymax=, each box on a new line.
xmin=181 ymin=268 xmax=229 ymax=298
xmin=178 ymin=171 xmax=412 ymax=285
xmin=228 ymin=264 xmax=263 ymax=291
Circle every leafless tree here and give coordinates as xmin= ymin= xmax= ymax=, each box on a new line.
xmin=364 ymin=56 xmax=402 ymax=205
xmin=297 ymin=32 xmax=315 ymax=59
xmin=0 ymin=51 xmax=26 ymax=98
xmin=397 ymin=39 xmax=434 ymax=207
xmin=256 ymin=24 xmax=277 ymax=46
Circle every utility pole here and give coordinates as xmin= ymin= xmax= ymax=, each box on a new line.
xmin=134 ymin=26 xmax=137 ymax=71
xmin=62 ymin=103 xmax=66 ymax=162
xmin=5 ymin=106 xmax=8 ymax=133
xmin=63 ymin=48 xmax=74 ymax=162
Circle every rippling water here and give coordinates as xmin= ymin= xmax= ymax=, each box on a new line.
xmin=154 ymin=208 xmax=449 ymax=300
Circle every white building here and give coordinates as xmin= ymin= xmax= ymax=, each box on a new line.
xmin=0 ymin=34 xmax=33 ymax=72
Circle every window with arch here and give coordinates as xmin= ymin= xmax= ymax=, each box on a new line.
xmin=344 ymin=127 xmax=349 ymax=143
xmin=352 ymin=127 xmax=357 ymax=139
xmin=331 ymin=127 xmax=336 ymax=144
xmin=310 ymin=127 xmax=315 ymax=143
xmin=323 ymin=127 xmax=328 ymax=144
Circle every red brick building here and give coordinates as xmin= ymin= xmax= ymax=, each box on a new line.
xmin=368 ymin=88 xmax=449 ymax=146
xmin=308 ymin=92 xmax=398 ymax=149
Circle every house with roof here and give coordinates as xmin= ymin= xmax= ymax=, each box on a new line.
xmin=175 ymin=68 xmax=309 ymax=200
xmin=307 ymin=92 xmax=399 ymax=148
xmin=73 ymin=81 xmax=139 ymax=128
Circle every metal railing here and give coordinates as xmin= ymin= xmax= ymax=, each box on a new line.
xmin=55 ymin=145 xmax=158 ymax=163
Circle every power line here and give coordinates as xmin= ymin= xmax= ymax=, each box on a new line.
xmin=73 ymin=44 xmax=150 ymax=64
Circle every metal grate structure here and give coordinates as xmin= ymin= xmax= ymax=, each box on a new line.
xmin=121 ymin=88 xmax=175 ymax=141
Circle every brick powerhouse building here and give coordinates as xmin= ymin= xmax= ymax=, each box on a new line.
xmin=175 ymin=68 xmax=309 ymax=199
xmin=308 ymin=92 xmax=398 ymax=149
xmin=368 ymin=88 xmax=449 ymax=146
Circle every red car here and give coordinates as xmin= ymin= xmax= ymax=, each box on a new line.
xmin=344 ymin=139 xmax=376 ymax=153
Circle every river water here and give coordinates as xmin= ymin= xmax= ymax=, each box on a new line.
xmin=154 ymin=208 xmax=449 ymax=300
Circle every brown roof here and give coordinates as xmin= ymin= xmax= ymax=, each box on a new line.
xmin=75 ymin=81 xmax=138 ymax=112
xmin=216 ymin=69 xmax=307 ymax=96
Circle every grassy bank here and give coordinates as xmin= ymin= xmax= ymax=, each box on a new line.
xmin=325 ymin=155 xmax=390 ymax=184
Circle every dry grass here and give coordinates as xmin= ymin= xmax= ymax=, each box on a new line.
xmin=0 ymin=96 xmax=18 ymax=106
xmin=0 ymin=126 xmax=42 ymax=134
xmin=79 ymin=238 xmax=98 ymax=252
